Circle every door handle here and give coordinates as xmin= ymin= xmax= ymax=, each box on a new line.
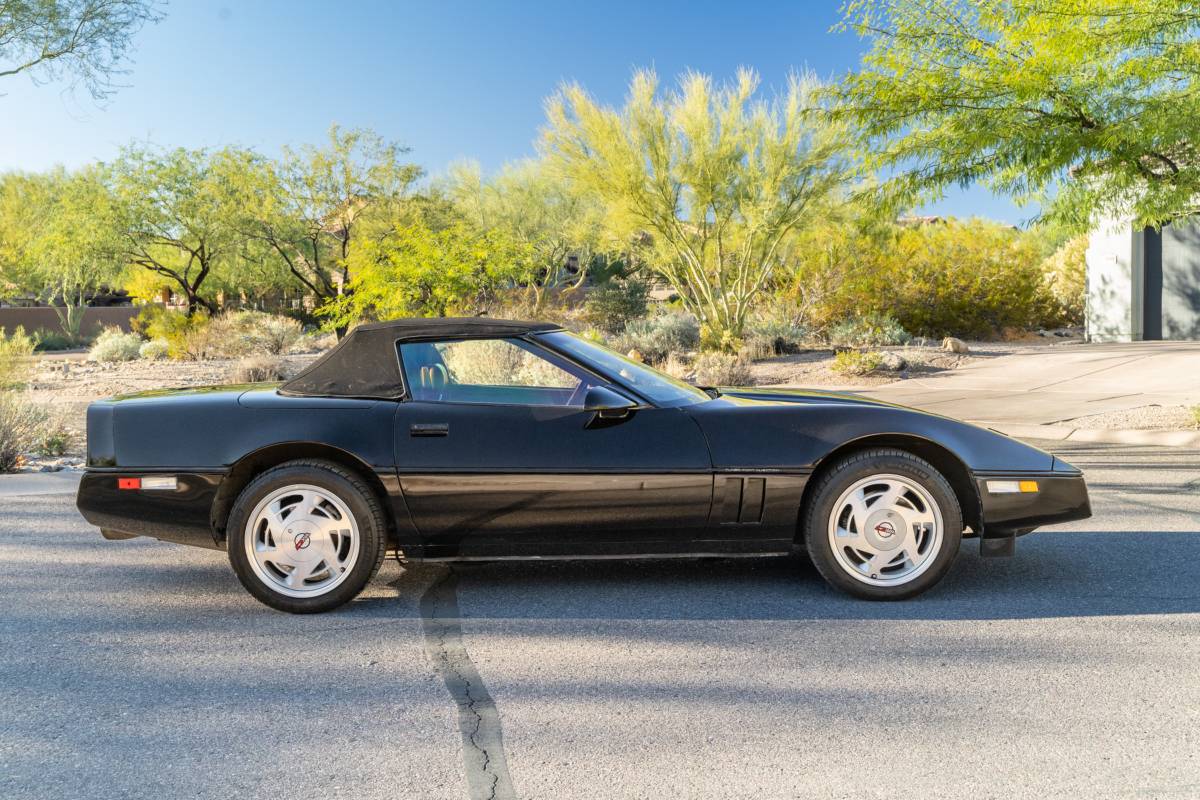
xmin=410 ymin=423 xmax=449 ymax=437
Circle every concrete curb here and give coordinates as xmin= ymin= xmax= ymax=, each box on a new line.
xmin=978 ymin=422 xmax=1200 ymax=448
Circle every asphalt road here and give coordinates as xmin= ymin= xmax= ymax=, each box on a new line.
xmin=2 ymin=440 xmax=1198 ymax=800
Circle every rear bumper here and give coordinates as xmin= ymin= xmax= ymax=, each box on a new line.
xmin=972 ymin=468 xmax=1091 ymax=556
xmin=76 ymin=470 xmax=224 ymax=550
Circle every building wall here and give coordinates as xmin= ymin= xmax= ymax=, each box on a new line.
xmin=1085 ymin=216 xmax=1134 ymax=342
xmin=1160 ymin=219 xmax=1200 ymax=339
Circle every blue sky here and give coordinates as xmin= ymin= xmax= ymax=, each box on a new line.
xmin=0 ymin=0 xmax=1035 ymax=223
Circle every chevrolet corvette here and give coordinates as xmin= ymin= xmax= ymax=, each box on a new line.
xmin=76 ymin=317 xmax=1091 ymax=612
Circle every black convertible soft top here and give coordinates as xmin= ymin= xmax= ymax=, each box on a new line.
xmin=279 ymin=317 xmax=563 ymax=399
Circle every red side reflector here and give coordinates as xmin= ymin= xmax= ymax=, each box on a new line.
xmin=117 ymin=477 xmax=141 ymax=490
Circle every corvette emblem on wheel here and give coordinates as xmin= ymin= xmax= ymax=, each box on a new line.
xmin=873 ymin=521 xmax=896 ymax=538
xmin=293 ymin=532 xmax=311 ymax=550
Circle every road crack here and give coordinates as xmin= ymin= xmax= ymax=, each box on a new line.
xmin=420 ymin=567 xmax=517 ymax=800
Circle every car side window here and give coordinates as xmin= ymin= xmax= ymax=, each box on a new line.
xmin=400 ymin=338 xmax=594 ymax=407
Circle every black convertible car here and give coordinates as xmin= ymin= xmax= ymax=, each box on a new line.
xmin=77 ymin=318 xmax=1091 ymax=612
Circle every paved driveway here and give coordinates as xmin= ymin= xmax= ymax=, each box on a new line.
xmin=859 ymin=341 xmax=1200 ymax=428
xmin=2 ymin=441 xmax=1199 ymax=799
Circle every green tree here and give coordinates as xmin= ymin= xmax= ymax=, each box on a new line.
xmin=543 ymin=69 xmax=849 ymax=349
xmin=238 ymin=125 xmax=423 ymax=306
xmin=26 ymin=166 xmax=126 ymax=341
xmin=835 ymin=0 xmax=1200 ymax=227
xmin=0 ymin=171 xmax=49 ymax=297
xmin=112 ymin=145 xmax=252 ymax=315
xmin=0 ymin=0 xmax=161 ymax=98
xmin=446 ymin=158 xmax=609 ymax=313
xmin=322 ymin=220 xmax=531 ymax=326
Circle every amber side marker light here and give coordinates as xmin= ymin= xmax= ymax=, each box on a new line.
xmin=986 ymin=480 xmax=1040 ymax=494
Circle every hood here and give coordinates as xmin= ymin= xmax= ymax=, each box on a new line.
xmin=712 ymin=386 xmax=902 ymax=409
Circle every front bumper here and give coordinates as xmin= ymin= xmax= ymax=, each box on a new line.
xmin=972 ymin=465 xmax=1091 ymax=556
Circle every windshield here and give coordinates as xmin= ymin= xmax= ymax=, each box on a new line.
xmin=536 ymin=331 xmax=710 ymax=407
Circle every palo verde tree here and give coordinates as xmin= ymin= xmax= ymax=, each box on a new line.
xmin=239 ymin=125 xmax=423 ymax=309
xmin=112 ymin=145 xmax=252 ymax=316
xmin=445 ymin=158 xmax=609 ymax=313
xmin=26 ymin=166 xmax=126 ymax=341
xmin=835 ymin=0 xmax=1200 ymax=228
xmin=0 ymin=0 xmax=161 ymax=98
xmin=543 ymin=68 xmax=850 ymax=349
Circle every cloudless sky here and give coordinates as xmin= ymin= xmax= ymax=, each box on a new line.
xmin=0 ymin=0 xmax=1035 ymax=223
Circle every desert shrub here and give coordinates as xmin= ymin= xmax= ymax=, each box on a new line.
xmin=0 ymin=327 xmax=36 ymax=389
xmin=613 ymin=312 xmax=700 ymax=362
xmin=294 ymin=329 xmax=338 ymax=354
xmin=134 ymin=306 xmax=208 ymax=359
xmin=692 ymin=352 xmax=753 ymax=386
xmin=1040 ymin=234 xmax=1087 ymax=327
xmin=138 ymin=339 xmax=170 ymax=360
xmin=440 ymin=339 xmax=575 ymax=387
xmin=229 ymin=356 xmax=289 ymax=384
xmin=34 ymin=408 xmax=73 ymax=456
xmin=831 ymin=350 xmax=885 ymax=376
xmin=827 ymin=314 xmax=913 ymax=348
xmin=199 ymin=312 xmax=305 ymax=359
xmin=87 ymin=328 xmax=143 ymax=363
xmin=581 ymin=281 xmax=649 ymax=333
xmin=747 ymin=311 xmax=809 ymax=356
xmin=0 ymin=392 xmax=45 ymax=471
xmin=791 ymin=218 xmax=1056 ymax=339
xmin=33 ymin=331 xmax=79 ymax=352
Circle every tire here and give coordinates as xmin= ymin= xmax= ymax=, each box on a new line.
xmin=227 ymin=460 xmax=387 ymax=613
xmin=803 ymin=448 xmax=962 ymax=600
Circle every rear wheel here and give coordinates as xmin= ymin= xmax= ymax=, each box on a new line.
xmin=804 ymin=449 xmax=962 ymax=600
xmin=227 ymin=460 xmax=386 ymax=613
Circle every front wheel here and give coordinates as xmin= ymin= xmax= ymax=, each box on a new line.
xmin=803 ymin=449 xmax=962 ymax=600
xmin=227 ymin=460 xmax=387 ymax=613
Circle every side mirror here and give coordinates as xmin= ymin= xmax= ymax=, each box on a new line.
xmin=583 ymin=385 xmax=637 ymax=419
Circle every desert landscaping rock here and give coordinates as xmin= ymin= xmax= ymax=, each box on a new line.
xmin=942 ymin=336 xmax=970 ymax=354
xmin=1060 ymin=404 xmax=1198 ymax=431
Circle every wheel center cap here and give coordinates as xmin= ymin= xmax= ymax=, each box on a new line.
xmin=864 ymin=510 xmax=906 ymax=551
xmin=284 ymin=521 xmax=322 ymax=562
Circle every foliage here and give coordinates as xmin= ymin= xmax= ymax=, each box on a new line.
xmin=835 ymin=0 xmax=1200 ymax=228
xmin=831 ymin=350 xmax=886 ymax=377
xmin=112 ymin=145 xmax=257 ymax=315
xmin=0 ymin=391 xmax=44 ymax=471
xmin=747 ymin=308 xmax=809 ymax=355
xmin=791 ymin=218 xmax=1054 ymax=339
xmin=137 ymin=338 xmax=168 ymax=360
xmin=446 ymin=158 xmax=610 ymax=312
xmin=1040 ymin=234 xmax=1088 ymax=326
xmin=33 ymin=331 xmax=77 ymax=351
xmin=692 ymin=352 xmax=753 ymax=386
xmin=323 ymin=221 xmax=531 ymax=326
xmin=87 ymin=327 xmax=142 ymax=362
xmin=1191 ymin=406 xmax=1200 ymax=428
xmin=33 ymin=408 xmax=72 ymax=456
xmin=580 ymin=281 xmax=649 ymax=334
xmin=827 ymin=314 xmax=912 ymax=348
xmin=543 ymin=68 xmax=850 ymax=347
xmin=0 ymin=0 xmax=161 ymax=99
xmin=0 ymin=326 xmax=35 ymax=388
xmin=439 ymin=339 xmax=575 ymax=387
xmin=612 ymin=312 xmax=700 ymax=363
xmin=238 ymin=125 xmax=423 ymax=306
xmin=131 ymin=305 xmax=200 ymax=357
xmin=229 ymin=356 xmax=288 ymax=384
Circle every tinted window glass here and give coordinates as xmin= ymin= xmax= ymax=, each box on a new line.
xmin=400 ymin=338 xmax=593 ymax=407
xmin=535 ymin=331 xmax=709 ymax=407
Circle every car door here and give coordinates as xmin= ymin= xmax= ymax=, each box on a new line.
xmin=391 ymin=337 xmax=713 ymax=557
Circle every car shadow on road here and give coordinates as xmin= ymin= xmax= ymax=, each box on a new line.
xmin=381 ymin=530 xmax=1200 ymax=623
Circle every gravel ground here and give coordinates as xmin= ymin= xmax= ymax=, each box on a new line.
xmin=1062 ymin=404 xmax=1200 ymax=430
